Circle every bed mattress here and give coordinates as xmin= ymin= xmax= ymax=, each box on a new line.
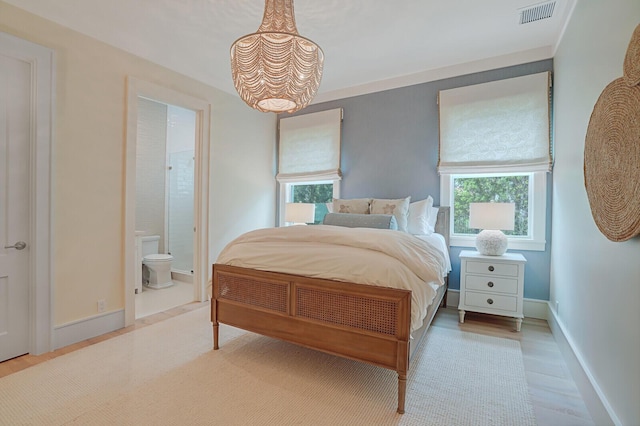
xmin=217 ymin=225 xmax=449 ymax=331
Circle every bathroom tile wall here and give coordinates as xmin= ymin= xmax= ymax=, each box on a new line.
xmin=166 ymin=105 xmax=196 ymax=273
xmin=168 ymin=150 xmax=194 ymax=272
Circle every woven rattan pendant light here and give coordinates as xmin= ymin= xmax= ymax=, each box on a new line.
xmin=230 ymin=0 xmax=324 ymax=113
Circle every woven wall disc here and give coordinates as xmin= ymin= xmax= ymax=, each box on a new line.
xmin=584 ymin=78 xmax=640 ymax=242
xmin=623 ymin=24 xmax=640 ymax=87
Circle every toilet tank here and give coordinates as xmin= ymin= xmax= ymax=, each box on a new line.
xmin=141 ymin=235 xmax=160 ymax=257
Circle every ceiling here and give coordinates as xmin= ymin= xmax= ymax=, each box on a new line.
xmin=5 ymin=0 xmax=575 ymax=103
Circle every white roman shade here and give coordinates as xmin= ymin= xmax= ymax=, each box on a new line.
xmin=277 ymin=108 xmax=342 ymax=183
xmin=438 ymin=72 xmax=552 ymax=174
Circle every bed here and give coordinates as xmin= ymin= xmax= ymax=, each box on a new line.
xmin=211 ymin=206 xmax=450 ymax=414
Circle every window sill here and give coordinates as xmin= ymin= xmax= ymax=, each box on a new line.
xmin=450 ymin=235 xmax=546 ymax=252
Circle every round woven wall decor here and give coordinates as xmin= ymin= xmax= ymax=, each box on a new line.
xmin=623 ymin=24 xmax=640 ymax=87
xmin=584 ymin=78 xmax=640 ymax=242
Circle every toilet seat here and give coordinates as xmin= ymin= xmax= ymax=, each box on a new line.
xmin=143 ymin=254 xmax=173 ymax=262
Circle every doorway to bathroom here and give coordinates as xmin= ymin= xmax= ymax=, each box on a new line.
xmin=134 ymin=98 xmax=195 ymax=319
xmin=124 ymin=77 xmax=211 ymax=326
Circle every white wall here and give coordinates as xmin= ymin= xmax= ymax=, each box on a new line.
xmin=552 ymin=1 xmax=640 ymax=425
xmin=0 ymin=2 xmax=275 ymax=326
xmin=209 ymin=99 xmax=277 ymax=263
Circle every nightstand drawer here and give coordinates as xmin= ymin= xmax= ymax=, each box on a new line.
xmin=465 ymin=275 xmax=518 ymax=294
xmin=466 ymin=261 xmax=519 ymax=277
xmin=464 ymin=291 xmax=517 ymax=312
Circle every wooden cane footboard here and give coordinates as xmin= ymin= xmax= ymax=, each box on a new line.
xmin=211 ymin=207 xmax=450 ymax=414
xmin=212 ymin=264 xmax=413 ymax=413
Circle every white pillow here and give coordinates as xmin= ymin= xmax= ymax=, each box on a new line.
xmin=370 ymin=197 xmax=411 ymax=232
xmin=427 ymin=206 xmax=439 ymax=233
xmin=407 ymin=196 xmax=433 ymax=235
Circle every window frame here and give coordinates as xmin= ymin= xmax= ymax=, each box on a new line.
xmin=440 ymin=171 xmax=547 ymax=251
xmin=278 ymin=176 xmax=341 ymax=227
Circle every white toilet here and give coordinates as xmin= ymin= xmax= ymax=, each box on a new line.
xmin=141 ymin=235 xmax=174 ymax=289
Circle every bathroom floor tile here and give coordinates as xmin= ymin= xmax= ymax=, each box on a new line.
xmin=135 ymin=280 xmax=193 ymax=319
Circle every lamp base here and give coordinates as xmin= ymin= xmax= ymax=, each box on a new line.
xmin=475 ymin=230 xmax=508 ymax=256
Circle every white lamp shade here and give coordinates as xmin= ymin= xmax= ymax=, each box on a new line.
xmin=285 ymin=203 xmax=315 ymax=224
xmin=469 ymin=203 xmax=515 ymax=231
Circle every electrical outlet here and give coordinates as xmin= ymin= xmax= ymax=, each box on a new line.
xmin=97 ymin=299 xmax=106 ymax=313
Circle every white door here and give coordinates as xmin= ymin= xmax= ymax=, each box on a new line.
xmin=0 ymin=53 xmax=31 ymax=362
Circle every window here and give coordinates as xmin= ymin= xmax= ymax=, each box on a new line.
xmin=283 ymin=181 xmax=336 ymax=225
xmin=277 ymin=108 xmax=343 ymax=226
xmin=438 ymin=72 xmax=552 ymax=251
xmin=441 ymin=172 xmax=547 ymax=250
xmin=453 ymin=174 xmax=529 ymax=235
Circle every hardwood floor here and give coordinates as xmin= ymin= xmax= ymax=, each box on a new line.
xmin=432 ymin=307 xmax=595 ymax=426
xmin=0 ymin=302 xmax=594 ymax=425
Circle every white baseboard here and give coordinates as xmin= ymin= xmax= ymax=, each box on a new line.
xmin=171 ymin=270 xmax=193 ymax=283
xmin=546 ymin=306 xmax=618 ymax=426
xmin=522 ymin=297 xmax=548 ymax=320
xmin=53 ymin=309 xmax=125 ymax=350
xmin=445 ymin=289 xmax=547 ymax=320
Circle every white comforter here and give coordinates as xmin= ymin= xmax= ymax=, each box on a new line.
xmin=216 ymin=225 xmax=449 ymax=332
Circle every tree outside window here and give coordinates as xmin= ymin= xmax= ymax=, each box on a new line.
xmin=291 ymin=183 xmax=333 ymax=224
xmin=453 ymin=174 xmax=529 ymax=236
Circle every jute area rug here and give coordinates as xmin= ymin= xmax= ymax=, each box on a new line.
xmin=0 ymin=306 xmax=536 ymax=426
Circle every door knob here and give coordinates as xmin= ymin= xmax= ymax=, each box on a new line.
xmin=4 ymin=241 xmax=26 ymax=250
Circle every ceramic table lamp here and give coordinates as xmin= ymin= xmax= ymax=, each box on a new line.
xmin=469 ymin=202 xmax=515 ymax=255
xmin=285 ymin=202 xmax=315 ymax=225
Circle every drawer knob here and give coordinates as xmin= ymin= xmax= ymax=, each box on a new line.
xmin=487 ymin=281 xmax=494 ymax=288
xmin=488 ymin=265 xmax=495 ymax=272
xmin=487 ymin=298 xmax=494 ymax=305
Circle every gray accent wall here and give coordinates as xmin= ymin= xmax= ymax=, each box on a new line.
xmin=279 ymin=59 xmax=554 ymax=301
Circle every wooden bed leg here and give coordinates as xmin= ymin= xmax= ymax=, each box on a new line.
xmin=211 ymin=292 xmax=219 ymax=350
xmin=397 ymin=373 xmax=407 ymax=414
xmin=441 ymin=278 xmax=449 ymax=308
xmin=213 ymin=323 xmax=219 ymax=350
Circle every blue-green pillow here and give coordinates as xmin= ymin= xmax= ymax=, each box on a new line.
xmin=322 ymin=213 xmax=398 ymax=230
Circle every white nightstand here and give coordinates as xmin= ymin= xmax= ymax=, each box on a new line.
xmin=458 ymin=250 xmax=527 ymax=331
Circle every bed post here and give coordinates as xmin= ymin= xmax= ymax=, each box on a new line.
xmin=212 ymin=299 xmax=219 ymax=350
xmin=212 ymin=320 xmax=219 ymax=350
xmin=398 ymin=373 xmax=407 ymax=414
xmin=397 ymin=330 xmax=409 ymax=413
xmin=435 ymin=206 xmax=450 ymax=309
xmin=212 ymin=266 xmax=219 ymax=350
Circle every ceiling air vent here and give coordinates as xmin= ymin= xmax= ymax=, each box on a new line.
xmin=519 ymin=1 xmax=556 ymax=24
